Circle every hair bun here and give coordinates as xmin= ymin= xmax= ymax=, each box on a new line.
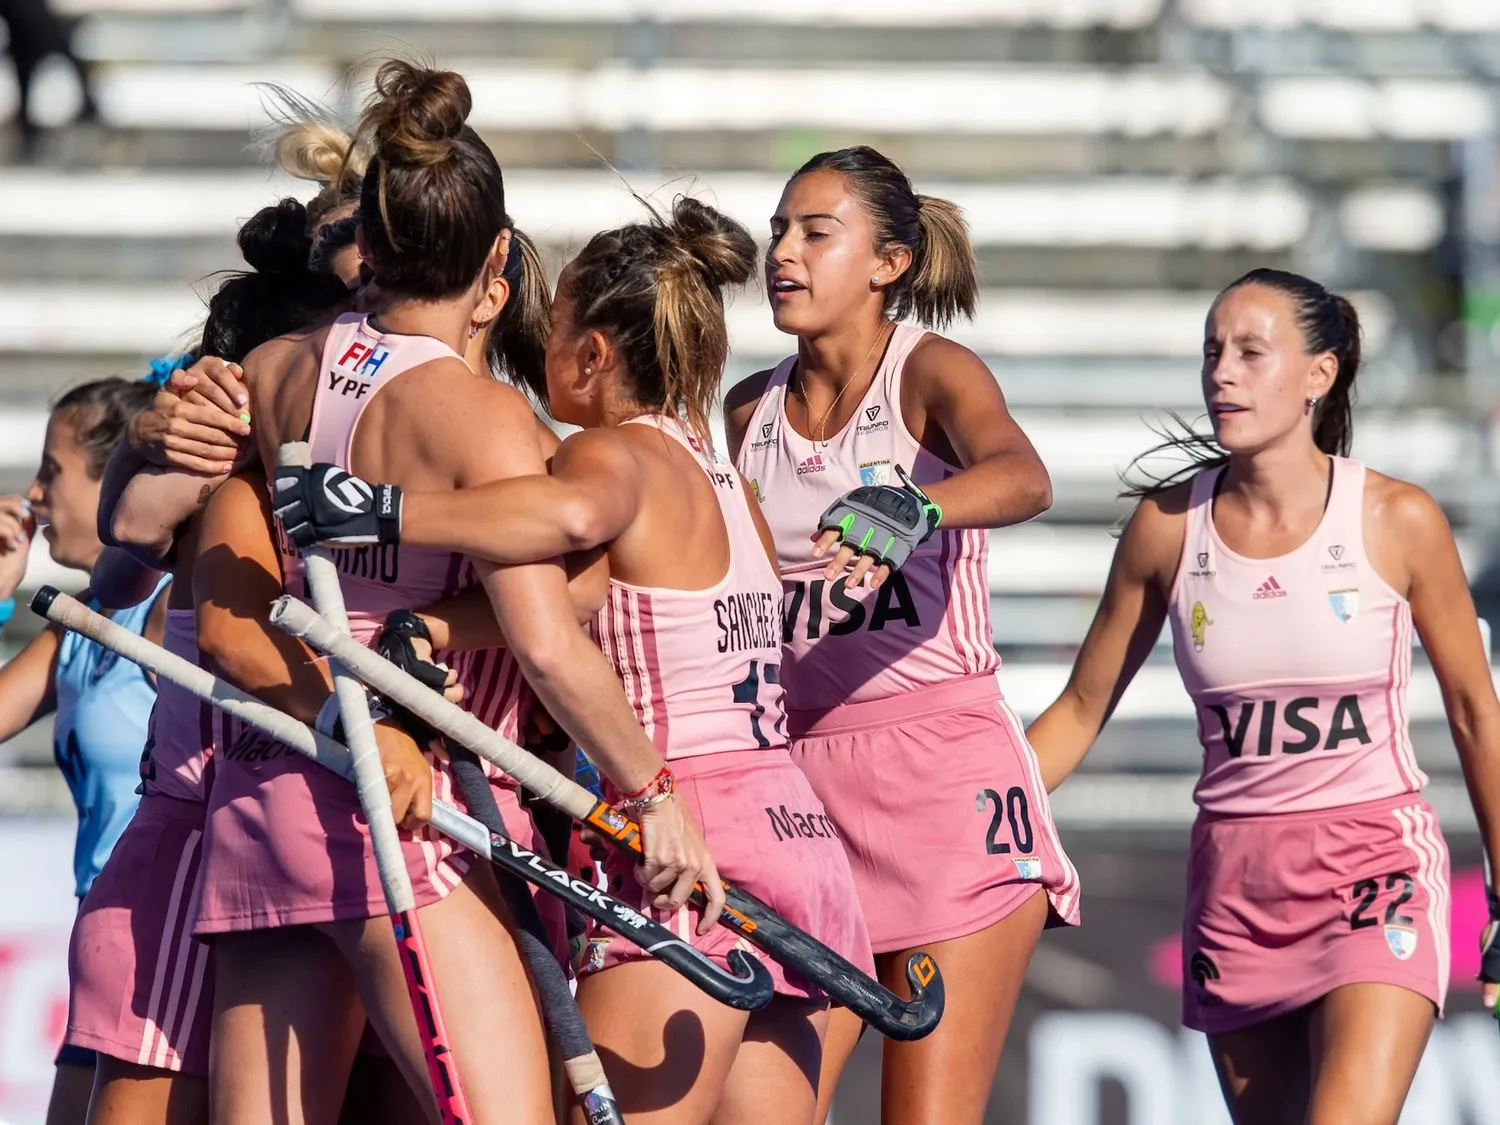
xmin=364 ymin=60 xmax=472 ymax=169
xmin=238 ymin=197 xmax=315 ymax=274
xmin=668 ymin=196 xmax=756 ymax=290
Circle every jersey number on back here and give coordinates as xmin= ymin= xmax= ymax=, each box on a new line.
xmin=732 ymin=660 xmax=782 ymax=749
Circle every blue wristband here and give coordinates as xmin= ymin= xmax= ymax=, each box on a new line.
xmin=0 ymin=597 xmax=14 ymax=631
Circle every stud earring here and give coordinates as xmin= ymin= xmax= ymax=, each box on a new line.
xmin=872 ymin=275 xmax=880 ymax=284
xmin=585 ymin=366 xmax=593 ymax=375
xmin=1306 ymin=396 xmax=1320 ymax=413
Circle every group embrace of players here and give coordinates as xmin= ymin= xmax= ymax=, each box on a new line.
xmin=4 ymin=55 xmax=1500 ymax=1125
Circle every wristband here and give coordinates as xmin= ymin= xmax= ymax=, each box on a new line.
xmin=0 ymin=597 xmax=14 ymax=632
xmin=620 ymin=766 xmax=674 ymax=812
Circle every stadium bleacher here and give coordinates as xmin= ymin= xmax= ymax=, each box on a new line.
xmin=2 ymin=0 xmax=1497 ymax=827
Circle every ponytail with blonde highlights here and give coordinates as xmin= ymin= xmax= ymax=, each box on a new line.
xmin=564 ymin=195 xmax=756 ymax=445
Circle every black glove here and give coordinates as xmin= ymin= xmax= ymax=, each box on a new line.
xmin=273 ymin=462 xmax=402 ymax=550
xmin=375 ymin=609 xmax=452 ymax=749
xmin=1481 ymin=886 xmax=1500 ymax=992
xmin=815 ymin=463 xmax=941 ymax=572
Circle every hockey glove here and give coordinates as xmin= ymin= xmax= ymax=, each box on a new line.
xmin=273 ymin=462 xmax=402 ymax=549
xmin=815 ymin=463 xmax=941 ymax=572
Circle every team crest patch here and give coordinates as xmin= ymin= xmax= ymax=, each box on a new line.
xmin=750 ymin=478 xmax=764 ymax=503
xmin=1385 ymin=923 xmax=1418 ymax=961
xmin=575 ymin=935 xmax=611 ymax=976
xmin=1190 ymin=601 xmax=1212 ymax=652
xmin=1328 ymin=588 xmax=1359 ymax=623
xmin=860 ymin=460 xmax=892 ymax=487
xmin=1013 ymin=857 xmax=1042 ymax=880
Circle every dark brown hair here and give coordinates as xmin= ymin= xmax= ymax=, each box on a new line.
xmin=202 ymin=197 xmax=350 ymax=363
xmin=562 ymin=195 xmax=756 ymax=444
xmin=352 ymin=60 xmax=507 ymax=300
xmin=52 ymin=380 xmax=157 ymax=479
xmin=1122 ymin=268 xmax=1363 ymax=500
xmin=485 ymin=226 xmax=551 ymax=400
xmin=792 ymin=146 xmax=978 ymax=329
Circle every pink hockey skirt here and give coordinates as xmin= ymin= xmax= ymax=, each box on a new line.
xmin=194 ymin=723 xmax=557 ymax=940
xmin=66 ymin=794 xmax=213 ymax=1076
xmin=788 ymin=673 xmax=1080 ymax=954
xmin=1183 ymin=792 xmax=1451 ymax=1034
xmin=577 ymin=747 xmax=874 ymax=1002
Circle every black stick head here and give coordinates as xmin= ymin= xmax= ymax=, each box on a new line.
xmin=889 ymin=951 xmax=945 ymax=1041
xmin=30 ymin=585 xmax=60 ymax=617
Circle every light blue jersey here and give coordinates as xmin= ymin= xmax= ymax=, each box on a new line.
xmin=53 ymin=576 xmax=169 ymax=897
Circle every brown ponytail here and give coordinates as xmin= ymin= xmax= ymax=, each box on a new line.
xmin=1121 ymin=268 xmax=1362 ymax=500
xmin=565 ymin=195 xmax=756 ymax=445
xmin=792 ymin=146 xmax=978 ymax=329
xmin=353 ymin=60 xmax=507 ymax=300
xmin=485 ymin=224 xmax=551 ymax=400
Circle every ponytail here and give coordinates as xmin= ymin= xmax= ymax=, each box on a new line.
xmin=791 ymin=146 xmax=978 ymax=329
xmin=566 ymin=194 xmax=756 ymax=446
xmin=1120 ymin=268 xmax=1361 ymax=501
xmin=486 ymin=224 xmax=551 ymax=400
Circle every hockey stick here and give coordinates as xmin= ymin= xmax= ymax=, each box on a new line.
xmin=286 ymin=444 xmax=476 ymax=1125
xmin=30 ymin=588 xmax=774 ymax=1011
xmin=269 ymin=594 xmax=945 ymax=1041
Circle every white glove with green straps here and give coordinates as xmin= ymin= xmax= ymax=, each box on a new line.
xmin=815 ymin=465 xmax=942 ymax=572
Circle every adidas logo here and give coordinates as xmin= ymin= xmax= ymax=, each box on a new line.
xmin=1252 ymin=576 xmax=1287 ymax=600
xmin=795 ymin=454 xmax=826 ymax=476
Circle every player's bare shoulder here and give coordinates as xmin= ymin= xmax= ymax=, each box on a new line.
xmin=1123 ymin=477 xmax=1194 ymax=590
xmin=723 ymin=368 xmax=778 ymax=459
xmin=1364 ymin=468 xmax=1446 ymax=536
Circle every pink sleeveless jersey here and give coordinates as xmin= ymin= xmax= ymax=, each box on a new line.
xmin=1169 ymin=457 xmax=1426 ymax=815
xmin=593 ymin=416 xmax=788 ymax=759
xmin=140 ymin=609 xmax=214 ymax=804
xmin=283 ymin=312 xmax=529 ymax=752
xmin=735 ymin=324 xmax=998 ymax=710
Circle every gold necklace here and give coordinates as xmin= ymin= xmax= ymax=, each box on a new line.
xmin=804 ymin=322 xmax=892 ymax=445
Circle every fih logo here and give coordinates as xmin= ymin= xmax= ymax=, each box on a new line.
xmin=1252 ymin=576 xmax=1287 ymax=600
xmin=320 ymin=467 xmax=373 ymax=514
xmin=796 ymin=454 xmax=826 ymax=476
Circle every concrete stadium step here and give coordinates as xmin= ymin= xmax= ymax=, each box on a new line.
xmin=0 ymin=169 xmax=1445 ymax=258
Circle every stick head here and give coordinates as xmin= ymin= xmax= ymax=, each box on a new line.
xmin=278 ymin=441 xmax=312 ymax=470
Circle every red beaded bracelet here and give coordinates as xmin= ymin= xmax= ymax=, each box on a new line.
xmin=621 ymin=765 xmax=674 ymax=811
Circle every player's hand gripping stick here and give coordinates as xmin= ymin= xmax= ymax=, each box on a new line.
xmin=269 ymin=592 xmax=945 ymax=1041
xmin=30 ymin=588 xmax=773 ymax=1017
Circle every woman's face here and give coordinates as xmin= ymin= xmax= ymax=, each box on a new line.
xmin=28 ymin=411 xmax=104 ymax=573
xmin=542 ymin=268 xmax=594 ymax=428
xmin=766 ymin=169 xmax=889 ymax=338
xmin=1202 ymin=284 xmax=1336 ymax=456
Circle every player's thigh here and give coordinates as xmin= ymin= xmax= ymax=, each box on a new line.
xmin=321 ymin=863 xmax=552 ymax=1125
xmin=210 ymin=926 xmax=365 ymax=1125
xmin=572 ymin=960 xmax=750 ymax=1125
xmin=1307 ymin=982 xmax=1433 ymax=1125
xmin=46 ymin=1061 xmax=95 ymax=1125
xmin=1208 ymin=1007 xmax=1313 ymax=1125
xmin=88 ymin=1057 xmax=207 ymax=1125
xmin=713 ymin=998 xmax=828 ymax=1125
xmin=880 ymin=888 xmax=1047 ymax=1125
xmin=811 ymin=1005 xmax=862 ymax=1125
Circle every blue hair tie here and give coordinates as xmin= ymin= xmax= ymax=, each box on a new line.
xmin=142 ymin=352 xmax=193 ymax=388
